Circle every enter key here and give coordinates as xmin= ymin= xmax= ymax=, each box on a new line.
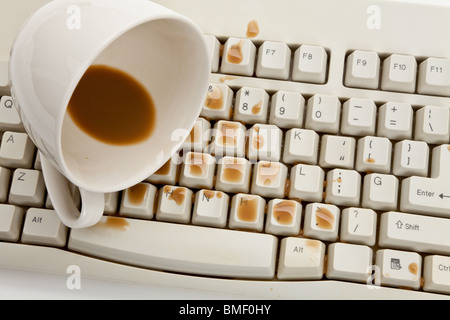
xmin=400 ymin=145 xmax=450 ymax=217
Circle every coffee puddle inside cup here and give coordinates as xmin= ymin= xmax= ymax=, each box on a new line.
xmin=67 ymin=65 xmax=156 ymax=145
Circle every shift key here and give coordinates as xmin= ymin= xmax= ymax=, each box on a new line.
xmin=379 ymin=211 xmax=450 ymax=255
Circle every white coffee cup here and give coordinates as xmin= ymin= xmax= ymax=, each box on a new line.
xmin=9 ymin=0 xmax=210 ymax=228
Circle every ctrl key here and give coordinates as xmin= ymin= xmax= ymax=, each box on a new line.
xmin=21 ymin=208 xmax=68 ymax=247
xmin=424 ymin=255 xmax=450 ymax=294
xmin=0 ymin=204 xmax=24 ymax=242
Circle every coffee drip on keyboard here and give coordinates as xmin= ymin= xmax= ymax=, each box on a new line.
xmin=128 ymin=183 xmax=148 ymax=205
xmin=163 ymin=186 xmax=186 ymax=206
xmin=315 ymin=207 xmax=335 ymax=230
xmin=273 ymin=201 xmax=295 ymax=225
xmin=237 ymin=196 xmax=258 ymax=222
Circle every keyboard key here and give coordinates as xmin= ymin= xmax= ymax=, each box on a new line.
xmin=179 ymin=152 xmax=216 ymax=189
xmin=192 ymin=190 xmax=229 ymax=228
xmin=344 ymin=50 xmax=380 ymax=89
xmin=200 ymin=83 xmax=234 ymax=120
xmin=210 ymin=120 xmax=246 ymax=157
xmin=340 ymin=207 xmax=377 ymax=246
xmin=400 ymin=144 xmax=450 ymax=217
xmin=379 ymin=211 xmax=450 ymax=255
xmin=256 ymin=41 xmax=291 ymax=80
xmin=21 ymin=208 xmax=68 ymax=247
xmin=325 ymin=169 xmax=361 ymax=207
xmin=341 ymin=98 xmax=377 ymax=136
xmin=0 ymin=204 xmax=24 ymax=242
xmin=221 ymin=37 xmax=256 ymax=76
xmin=362 ymin=173 xmax=398 ymax=211
xmin=269 ymin=90 xmax=305 ymax=129
xmin=415 ymin=105 xmax=450 ymax=144
xmin=424 ymin=255 xmax=450 ymax=294
xmin=250 ymin=161 xmax=288 ymax=198
xmin=156 ymin=186 xmax=193 ymax=224
xmin=282 ymin=128 xmax=319 ymax=165
xmin=265 ymin=199 xmax=302 ymax=236
xmin=377 ymin=102 xmax=413 ymax=140
xmin=8 ymin=169 xmax=46 ymax=207
xmin=0 ymin=166 xmax=11 ymax=202
xmin=305 ymin=94 xmax=341 ymax=134
xmin=246 ymin=124 xmax=282 ymax=162
xmin=33 ymin=152 xmax=42 ymax=170
xmin=355 ymin=136 xmax=392 ymax=174
xmin=119 ymin=182 xmax=157 ymax=219
xmin=146 ymin=153 xmax=179 ymax=186
xmin=392 ymin=140 xmax=429 ymax=177
xmin=381 ymin=54 xmax=417 ymax=93
xmin=204 ymin=35 xmax=221 ymax=72
xmin=229 ymin=193 xmax=265 ymax=232
xmin=104 ymin=192 xmax=120 ymax=214
xmin=215 ymin=156 xmax=252 ymax=194
xmin=45 ymin=181 xmax=80 ymax=210
xmin=288 ymin=164 xmax=324 ymax=202
xmin=277 ymin=237 xmax=325 ymax=280
xmin=303 ymin=202 xmax=340 ymax=242
xmin=181 ymin=117 xmax=211 ymax=152
xmin=233 ymin=87 xmax=269 ymax=124
xmin=0 ymin=96 xmax=24 ymax=132
xmin=0 ymin=131 xmax=36 ymax=169
xmin=318 ymin=135 xmax=355 ymax=169
xmin=69 ymin=217 xmax=278 ymax=279
xmin=326 ymin=243 xmax=373 ymax=283
xmin=417 ymin=57 xmax=450 ymax=96
xmin=375 ymin=249 xmax=421 ymax=290
xmin=292 ymin=45 xmax=328 ymax=84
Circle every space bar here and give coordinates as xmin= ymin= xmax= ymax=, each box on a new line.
xmin=68 ymin=217 xmax=278 ymax=279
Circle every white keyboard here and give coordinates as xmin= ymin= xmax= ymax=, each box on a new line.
xmin=2 ymin=0 xmax=450 ymax=299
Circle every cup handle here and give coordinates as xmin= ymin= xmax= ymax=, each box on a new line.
xmin=40 ymin=153 xmax=105 ymax=228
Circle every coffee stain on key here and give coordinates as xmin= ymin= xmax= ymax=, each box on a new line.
xmin=187 ymin=121 xmax=202 ymax=144
xmin=237 ymin=196 xmax=258 ymax=222
xmin=223 ymin=159 xmax=244 ymax=183
xmin=252 ymin=100 xmax=262 ymax=115
xmin=252 ymin=126 xmax=265 ymax=150
xmin=154 ymin=159 xmax=171 ymax=176
xmin=204 ymin=85 xmax=223 ymax=110
xmin=163 ymin=186 xmax=186 ymax=205
xmin=258 ymin=162 xmax=280 ymax=186
xmin=273 ymin=200 xmax=295 ymax=225
xmin=315 ymin=207 xmax=335 ymax=230
xmin=219 ymin=122 xmax=239 ymax=146
xmin=189 ymin=153 xmax=207 ymax=177
xmin=203 ymin=190 xmax=224 ymax=201
xmin=305 ymin=239 xmax=321 ymax=249
xmin=409 ymin=263 xmax=418 ymax=277
xmin=98 ymin=216 xmax=130 ymax=231
xmin=128 ymin=183 xmax=147 ymax=205
xmin=227 ymin=40 xmax=245 ymax=64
